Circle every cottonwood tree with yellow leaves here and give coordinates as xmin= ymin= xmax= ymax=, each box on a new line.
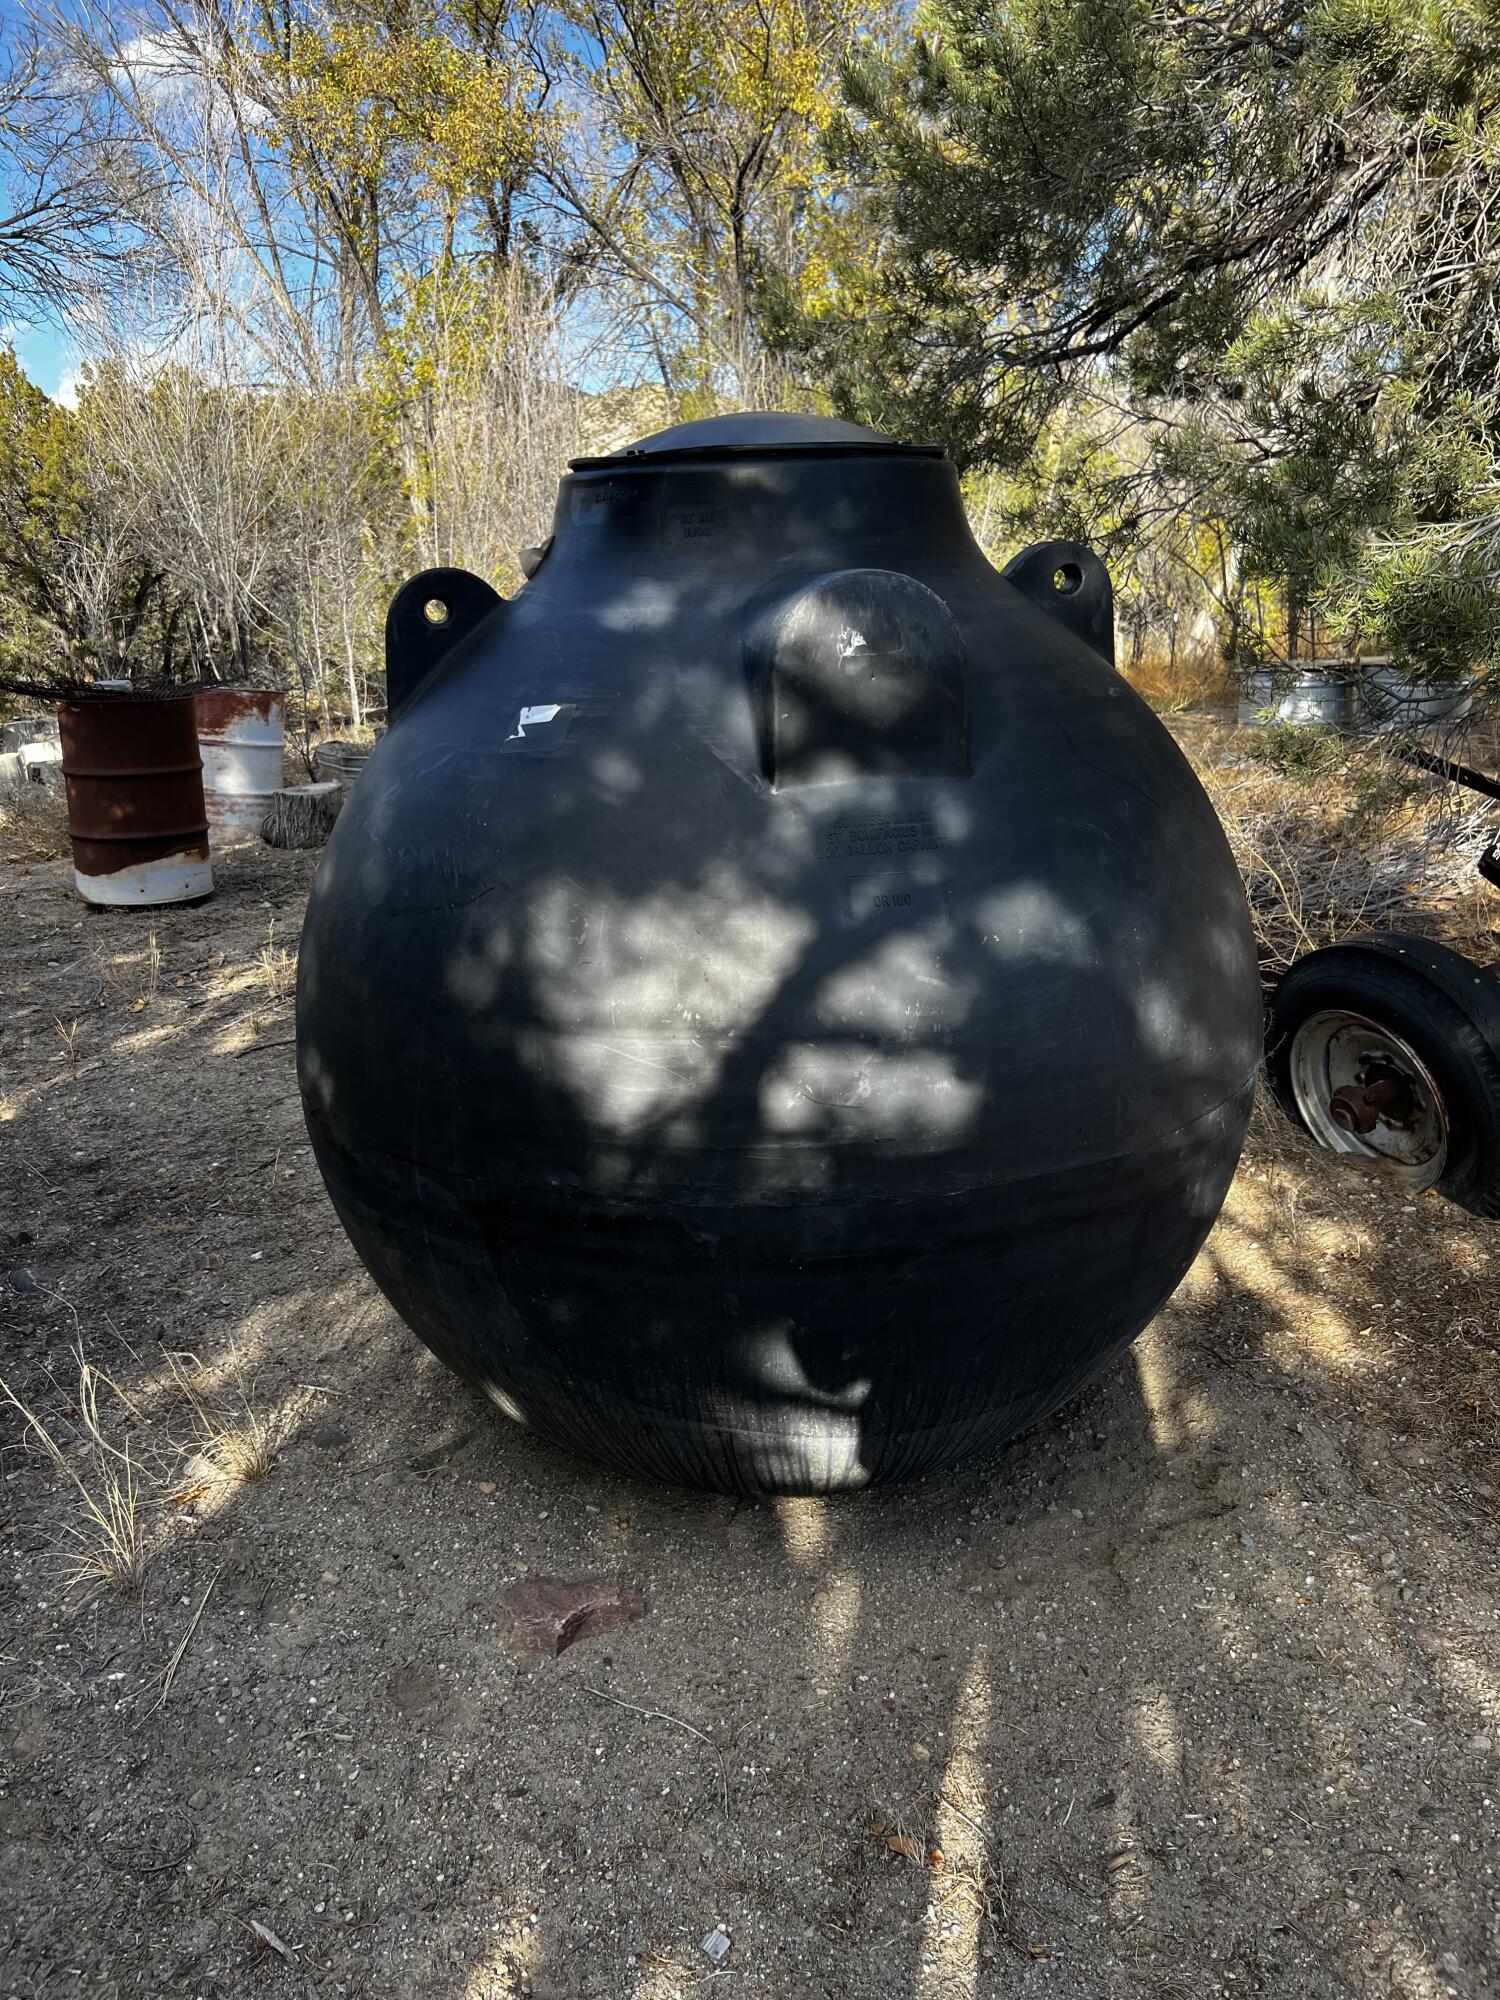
xmin=545 ymin=0 xmax=890 ymax=401
xmin=0 ymin=0 xmax=878 ymax=706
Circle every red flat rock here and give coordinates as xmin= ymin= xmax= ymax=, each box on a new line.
xmin=500 ymin=1576 xmax=646 ymax=1657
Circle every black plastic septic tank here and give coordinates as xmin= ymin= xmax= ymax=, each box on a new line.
xmin=297 ymin=412 xmax=1261 ymax=1493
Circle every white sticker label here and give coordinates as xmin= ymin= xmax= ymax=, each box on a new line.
xmin=506 ymin=703 xmax=564 ymax=740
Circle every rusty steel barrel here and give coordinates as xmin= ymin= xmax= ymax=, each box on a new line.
xmin=195 ymin=686 xmax=287 ymax=842
xmin=57 ymin=688 xmax=214 ymax=907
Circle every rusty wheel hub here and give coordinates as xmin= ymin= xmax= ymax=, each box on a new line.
xmin=1327 ymin=1070 xmax=1415 ymax=1135
xmin=1289 ymin=1009 xmax=1448 ymax=1189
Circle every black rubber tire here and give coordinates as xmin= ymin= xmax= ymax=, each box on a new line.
xmin=1265 ymin=933 xmax=1500 ymax=1218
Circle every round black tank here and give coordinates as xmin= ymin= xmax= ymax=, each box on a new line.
xmin=296 ymin=412 xmax=1262 ymax=1492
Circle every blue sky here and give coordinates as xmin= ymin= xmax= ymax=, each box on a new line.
xmin=0 ymin=1 xmax=730 ymax=402
xmin=7 ymin=316 xmax=71 ymax=399
xmin=1 ymin=0 xmax=72 ymax=398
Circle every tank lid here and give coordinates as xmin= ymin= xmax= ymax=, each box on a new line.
xmin=570 ymin=410 xmax=942 ymax=468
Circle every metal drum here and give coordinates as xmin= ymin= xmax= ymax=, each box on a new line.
xmin=312 ymin=738 xmax=375 ymax=789
xmin=57 ymin=689 xmax=213 ymax=907
xmin=1237 ymin=668 xmax=1353 ymax=728
xmin=195 ymin=687 xmax=286 ymax=841
xmin=1360 ymin=662 xmax=1475 ymax=734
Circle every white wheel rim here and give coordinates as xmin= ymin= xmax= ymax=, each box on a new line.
xmin=1288 ymin=1008 xmax=1449 ymax=1190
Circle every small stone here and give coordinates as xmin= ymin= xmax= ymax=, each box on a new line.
xmin=1468 ymin=1735 xmax=1492 ymax=1753
xmin=8 ymin=1267 xmax=37 ymax=1294
xmin=1380 ymin=1550 xmax=1398 ymax=1570
xmin=477 ymin=1481 xmax=497 ymax=1497
xmin=1239 ymin=1530 xmax=1255 ymax=1548
xmin=909 ymin=1743 xmax=930 ymax=1761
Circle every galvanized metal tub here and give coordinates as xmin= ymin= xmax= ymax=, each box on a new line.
xmin=1359 ymin=661 xmax=1475 ymax=733
xmin=196 ymin=686 xmax=286 ymax=841
xmin=1238 ymin=668 xmax=1353 ymax=729
xmin=57 ymin=689 xmax=213 ymax=907
xmin=312 ymin=737 xmax=375 ymax=789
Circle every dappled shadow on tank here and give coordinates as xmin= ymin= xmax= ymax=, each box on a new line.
xmin=297 ymin=417 xmax=1263 ymax=1492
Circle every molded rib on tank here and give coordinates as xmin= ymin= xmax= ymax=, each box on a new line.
xmin=744 ymin=567 xmax=969 ymax=788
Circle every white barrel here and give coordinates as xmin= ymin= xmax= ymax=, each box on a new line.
xmin=195 ymin=688 xmax=286 ymax=842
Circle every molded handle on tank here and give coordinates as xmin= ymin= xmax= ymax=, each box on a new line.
xmin=1000 ymin=541 xmax=1114 ymax=668
xmin=385 ymin=567 xmax=504 ymax=722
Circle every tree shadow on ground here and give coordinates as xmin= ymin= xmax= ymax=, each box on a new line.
xmin=2 ymin=833 xmax=1497 ymax=1999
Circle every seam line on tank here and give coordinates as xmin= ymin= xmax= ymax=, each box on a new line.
xmin=308 ymin=1064 xmax=1261 ymax=1194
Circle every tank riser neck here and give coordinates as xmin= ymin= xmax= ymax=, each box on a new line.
xmin=547 ymin=455 xmax=984 ymax=575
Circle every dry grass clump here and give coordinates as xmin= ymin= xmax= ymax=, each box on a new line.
xmin=0 ymin=778 xmax=69 ymax=862
xmin=1184 ymin=719 xmax=1499 ymax=973
xmin=257 ymin=917 xmax=295 ymax=1002
xmin=0 ymin=1338 xmax=288 ymax=1597
xmin=0 ymin=1353 xmax=158 ymax=1594
xmin=163 ymin=1345 xmax=286 ymax=1487
xmin=1122 ymin=643 xmax=1231 ymax=713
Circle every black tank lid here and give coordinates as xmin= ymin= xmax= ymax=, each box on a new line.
xmin=569 ymin=410 xmax=942 ymax=469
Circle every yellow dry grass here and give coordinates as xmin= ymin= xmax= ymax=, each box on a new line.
xmin=0 ymin=779 xmax=69 ymax=862
xmin=1177 ymin=717 xmax=1499 ymax=973
xmin=0 ymin=1337 xmax=288 ymax=1597
xmin=1122 ymin=644 xmax=1231 ymax=714
xmin=163 ymin=1345 xmax=286 ymax=1488
xmin=0 ymin=1354 xmax=156 ymax=1594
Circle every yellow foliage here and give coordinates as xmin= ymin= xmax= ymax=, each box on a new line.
xmin=251 ymin=2 xmax=550 ymax=243
xmin=564 ymin=0 xmax=889 ymax=386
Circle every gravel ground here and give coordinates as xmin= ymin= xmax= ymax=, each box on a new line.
xmin=2 ymin=833 xmax=1498 ymax=2000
